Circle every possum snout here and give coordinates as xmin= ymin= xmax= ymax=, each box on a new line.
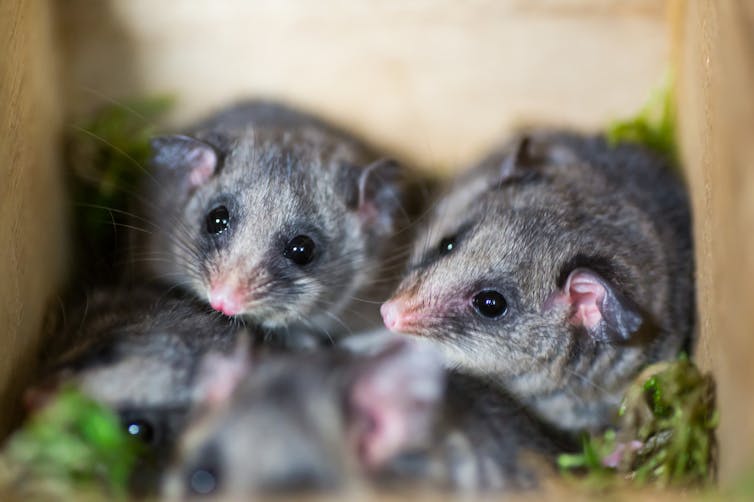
xmin=208 ymin=283 xmax=247 ymax=316
xmin=380 ymin=298 xmax=427 ymax=334
xmin=205 ymin=261 xmax=270 ymax=317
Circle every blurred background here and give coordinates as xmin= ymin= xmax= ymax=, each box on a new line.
xmin=58 ymin=0 xmax=669 ymax=172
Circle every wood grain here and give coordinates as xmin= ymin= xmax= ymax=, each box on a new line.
xmin=676 ymin=0 xmax=754 ymax=486
xmin=0 ymin=0 xmax=67 ymax=435
xmin=58 ymin=0 xmax=669 ymax=172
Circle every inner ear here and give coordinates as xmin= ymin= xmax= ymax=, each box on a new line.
xmin=497 ymin=134 xmax=559 ymax=186
xmin=150 ymin=135 xmax=218 ymax=188
xmin=544 ymin=268 xmax=643 ymax=343
xmin=497 ymin=134 xmax=581 ymax=185
xmin=340 ymin=158 xmax=404 ymax=234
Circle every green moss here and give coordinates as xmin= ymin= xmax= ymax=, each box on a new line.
xmin=607 ymin=71 xmax=678 ymax=165
xmin=0 ymin=389 xmax=140 ymax=499
xmin=559 ymin=356 xmax=717 ymax=490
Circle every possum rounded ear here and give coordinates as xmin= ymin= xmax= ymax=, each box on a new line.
xmin=194 ymin=333 xmax=251 ymax=407
xmin=341 ymin=158 xmax=404 ymax=235
xmin=347 ymin=340 xmax=445 ymax=471
xmin=498 ymin=135 xmax=580 ymax=184
xmin=150 ymin=135 xmax=218 ymax=188
xmin=543 ymin=268 xmax=643 ymax=343
xmin=499 ymin=136 xmax=537 ymax=181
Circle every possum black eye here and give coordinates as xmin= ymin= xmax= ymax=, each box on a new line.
xmin=206 ymin=205 xmax=230 ymax=235
xmin=472 ymin=290 xmax=508 ymax=319
xmin=188 ymin=465 xmax=219 ymax=496
xmin=284 ymin=235 xmax=316 ymax=265
xmin=187 ymin=443 xmax=222 ymax=496
xmin=438 ymin=236 xmax=456 ymax=256
xmin=125 ymin=419 xmax=156 ymax=444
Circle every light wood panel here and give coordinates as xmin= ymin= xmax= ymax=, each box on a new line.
xmin=676 ymin=0 xmax=754 ymax=486
xmin=0 ymin=0 xmax=67 ymax=434
xmin=58 ymin=0 xmax=669 ymax=172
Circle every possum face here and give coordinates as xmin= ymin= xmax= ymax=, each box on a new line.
xmin=69 ymin=333 xmax=200 ymax=407
xmin=165 ymin=341 xmax=444 ymax=498
xmin=28 ymin=331 xmax=230 ymax=460
xmin=169 ymin=363 xmax=349 ymax=498
xmin=381 ymin=140 xmax=652 ymax=431
xmin=26 ymin=289 xmax=243 ymax=465
xmin=146 ymin=128 xmax=404 ymax=332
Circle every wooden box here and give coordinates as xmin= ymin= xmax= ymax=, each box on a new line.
xmin=1 ymin=0 xmax=752 ymax=488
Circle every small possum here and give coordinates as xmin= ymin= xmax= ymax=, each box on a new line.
xmin=380 ymin=131 xmax=694 ymax=432
xmin=28 ymin=285 xmax=247 ymax=490
xmin=138 ymin=101 xmax=412 ymax=339
xmin=164 ymin=338 xmax=573 ymax=498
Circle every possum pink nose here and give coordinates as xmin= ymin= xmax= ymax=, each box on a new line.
xmin=381 ymin=300 xmax=410 ymax=332
xmin=209 ymin=285 xmax=245 ymax=316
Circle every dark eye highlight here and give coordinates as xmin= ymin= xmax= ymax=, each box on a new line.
xmin=472 ymin=290 xmax=508 ymax=319
xmin=283 ymin=235 xmax=316 ymax=265
xmin=124 ymin=418 xmax=156 ymax=444
xmin=438 ymin=236 xmax=456 ymax=256
xmin=206 ymin=205 xmax=230 ymax=235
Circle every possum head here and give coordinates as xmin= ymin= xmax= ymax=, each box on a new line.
xmin=165 ymin=340 xmax=445 ymax=498
xmin=381 ymin=138 xmax=652 ymax=431
xmin=25 ymin=289 xmax=243 ymax=462
xmin=146 ymin=127 xmax=404 ymax=333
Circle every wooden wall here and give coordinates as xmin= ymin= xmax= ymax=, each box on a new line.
xmin=4 ymin=0 xmax=754 ymax=488
xmin=57 ymin=0 xmax=669 ymax=172
xmin=676 ymin=0 xmax=754 ymax=486
xmin=0 ymin=0 xmax=67 ymax=434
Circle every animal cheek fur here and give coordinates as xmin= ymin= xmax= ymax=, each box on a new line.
xmin=284 ymin=277 xmax=325 ymax=311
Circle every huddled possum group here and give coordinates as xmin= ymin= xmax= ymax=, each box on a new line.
xmin=26 ymin=101 xmax=694 ymax=498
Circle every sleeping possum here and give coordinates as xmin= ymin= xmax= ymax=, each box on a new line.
xmin=27 ymin=285 xmax=247 ymax=491
xmin=164 ymin=338 xmax=574 ymax=498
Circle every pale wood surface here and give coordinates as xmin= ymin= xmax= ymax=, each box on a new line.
xmin=676 ymin=0 xmax=754 ymax=486
xmin=0 ymin=0 xmax=67 ymax=433
xmin=58 ymin=0 xmax=669 ymax=172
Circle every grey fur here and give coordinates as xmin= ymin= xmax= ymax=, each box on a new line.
xmin=164 ymin=342 xmax=573 ymax=498
xmin=137 ymin=101 xmax=412 ymax=339
xmin=32 ymin=285 xmax=244 ymax=466
xmin=386 ymin=131 xmax=694 ymax=432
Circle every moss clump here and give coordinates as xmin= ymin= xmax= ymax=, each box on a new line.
xmin=607 ymin=71 xmax=678 ymax=165
xmin=558 ymin=356 xmax=717 ymax=490
xmin=0 ymin=389 xmax=140 ymax=500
